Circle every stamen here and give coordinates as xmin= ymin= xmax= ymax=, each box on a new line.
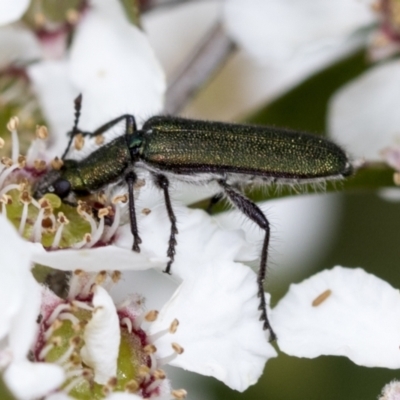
xmin=85 ymin=214 xmax=105 ymax=247
xmin=47 ymin=303 xmax=71 ymax=324
xmin=95 ymin=270 xmax=107 ymax=285
xmin=44 ymin=319 xmax=63 ymax=341
xmin=33 ymin=159 xmax=47 ymax=171
xmin=55 ymin=342 xmax=76 ymax=366
xmin=74 ymin=133 xmax=84 ymax=150
xmin=31 ymin=207 xmax=45 ymax=242
xmin=59 ymin=312 xmax=80 ymax=325
xmin=51 ymin=212 xmax=70 ymax=249
xmin=71 ymin=300 xmax=94 ymax=311
xmin=103 ymin=200 xmax=123 ymax=242
xmin=0 ymin=183 xmax=20 ymax=198
xmin=0 ymin=137 xmax=4 ymax=148
xmin=72 ymin=233 xmax=92 ymax=249
xmin=7 ymin=116 xmax=19 ymax=164
xmin=144 ymin=344 xmax=157 ymax=355
xmin=157 ymin=343 xmax=185 ymax=367
xmin=111 ymin=271 xmax=121 ymax=283
xmin=18 ymin=190 xmax=32 ymax=236
xmin=63 ymin=376 xmax=86 ymax=394
xmin=95 ymin=134 xmax=104 ymax=145
xmin=171 ymin=389 xmax=187 ymax=399
xmin=125 ymin=380 xmax=139 ymax=393
xmin=121 ymin=317 xmax=132 ymax=334
xmin=312 ymin=289 xmax=332 ymax=307
xmin=51 ymin=157 xmax=64 ymax=170
xmin=0 ymin=163 xmax=20 ymax=187
xmin=38 ymin=336 xmax=62 ymax=360
xmin=145 ymin=310 xmax=159 ymax=322
xmin=35 ymin=125 xmax=48 ymax=139
xmin=171 ymin=343 xmax=184 ymax=355
xmin=153 ymin=369 xmax=166 ymax=380
xmin=0 ymin=194 xmax=11 ymax=217
xmin=169 ymin=319 xmax=179 ymax=334
xmin=17 ymin=155 xmax=26 ymax=168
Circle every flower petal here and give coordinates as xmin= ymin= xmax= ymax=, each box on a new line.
xmin=69 ymin=0 xmax=165 ymax=129
xmin=273 ymin=266 xmax=400 ymax=368
xmin=0 ymin=0 xmax=29 ymax=25
xmin=150 ymin=260 xmax=276 ymax=392
xmin=223 ymin=0 xmax=374 ymax=64
xmin=80 ymin=285 xmax=120 ymax=384
xmin=329 ymin=60 xmax=400 ymax=160
xmin=0 ymin=215 xmax=40 ymax=356
xmin=3 ymin=360 xmax=64 ymax=400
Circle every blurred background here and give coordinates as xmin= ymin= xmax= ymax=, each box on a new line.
xmin=1 ymin=0 xmax=399 ymax=399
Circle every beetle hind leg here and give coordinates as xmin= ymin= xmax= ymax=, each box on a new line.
xmin=154 ymin=174 xmax=178 ymax=274
xmin=218 ymin=179 xmax=276 ymax=340
xmin=125 ymin=171 xmax=142 ymax=252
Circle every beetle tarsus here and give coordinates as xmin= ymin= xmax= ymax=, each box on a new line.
xmin=155 ymin=174 xmax=179 ymax=274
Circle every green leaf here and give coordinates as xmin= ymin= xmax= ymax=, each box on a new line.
xmin=0 ymin=376 xmax=16 ymax=400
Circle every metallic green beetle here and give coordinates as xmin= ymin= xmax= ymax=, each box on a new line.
xmin=34 ymin=97 xmax=352 ymax=339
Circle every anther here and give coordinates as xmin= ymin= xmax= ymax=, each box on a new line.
xmin=153 ymin=369 xmax=166 ymax=380
xmin=74 ymin=133 xmax=85 ymax=150
xmin=95 ymin=271 xmax=107 ymax=285
xmin=169 ymin=319 xmax=179 ymax=334
xmin=7 ymin=116 xmax=19 ymax=131
xmin=66 ymin=8 xmax=80 ymax=24
xmin=51 ymin=212 xmax=70 ymax=249
xmin=171 ymin=343 xmax=184 ymax=355
xmin=95 ymin=135 xmax=104 ymax=145
xmin=112 ymin=194 xmax=128 ymax=204
xmin=125 ymin=380 xmax=139 ymax=393
xmin=98 ymin=207 xmax=109 ymax=218
xmin=1 ymin=157 xmax=12 ymax=167
xmin=144 ymin=344 xmax=157 ymax=355
xmin=17 ymin=155 xmax=26 ymax=168
xmin=51 ymin=157 xmax=64 ymax=170
xmin=171 ymin=389 xmax=187 ymax=399
xmin=142 ymin=208 xmax=152 ymax=215
xmin=312 ymin=289 xmax=332 ymax=307
xmin=138 ymin=365 xmax=151 ymax=378
xmin=33 ymin=159 xmax=47 ymax=171
xmin=111 ymin=271 xmax=121 ymax=283
xmin=145 ymin=310 xmax=159 ymax=322
xmin=44 ymin=319 xmax=63 ymax=341
xmin=35 ymin=125 xmax=48 ymax=139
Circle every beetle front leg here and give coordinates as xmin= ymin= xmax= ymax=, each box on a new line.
xmin=154 ymin=174 xmax=178 ymax=274
xmin=125 ymin=171 xmax=142 ymax=252
xmin=218 ymin=179 xmax=276 ymax=340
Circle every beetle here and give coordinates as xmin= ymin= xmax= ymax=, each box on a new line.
xmin=34 ymin=95 xmax=352 ymax=339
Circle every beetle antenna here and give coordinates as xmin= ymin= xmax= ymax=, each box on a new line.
xmin=62 ymin=94 xmax=83 ymax=160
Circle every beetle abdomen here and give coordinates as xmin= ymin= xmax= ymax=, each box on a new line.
xmin=141 ymin=117 xmax=351 ymax=180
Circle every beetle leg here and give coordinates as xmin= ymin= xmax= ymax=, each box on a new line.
xmin=154 ymin=174 xmax=178 ymax=275
xmin=218 ymin=179 xmax=276 ymax=340
xmin=125 ymin=171 xmax=142 ymax=252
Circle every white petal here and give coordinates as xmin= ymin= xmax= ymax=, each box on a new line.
xmin=329 ymin=60 xmax=400 ymax=160
xmin=223 ymin=0 xmax=374 ymax=64
xmin=27 ymin=60 xmax=77 ymax=156
xmin=30 ymin=244 xmax=165 ymax=272
xmin=214 ymin=194 xmax=342 ymax=284
xmin=0 ymin=216 xmax=37 ymax=342
xmin=107 ymin=394 xmax=143 ymax=400
xmin=150 ymin=260 xmax=276 ymax=392
xmin=4 ymin=360 xmax=65 ymax=400
xmin=0 ymin=0 xmax=29 ymax=25
xmin=69 ymin=0 xmax=165 ymax=130
xmin=0 ymin=25 xmax=41 ymax=68
xmin=81 ymin=286 xmax=120 ymax=384
xmin=273 ymin=266 xmax=400 ymax=368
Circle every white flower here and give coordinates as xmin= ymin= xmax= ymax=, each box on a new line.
xmin=0 ymin=215 xmax=65 ymax=400
xmin=0 ymin=0 xmax=30 ymax=26
xmin=272 ymin=266 xmax=400 ymax=368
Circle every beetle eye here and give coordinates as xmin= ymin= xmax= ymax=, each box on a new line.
xmin=53 ymin=179 xmax=71 ymax=198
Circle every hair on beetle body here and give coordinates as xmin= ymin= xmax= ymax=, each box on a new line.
xmin=33 ymin=95 xmax=353 ymax=340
